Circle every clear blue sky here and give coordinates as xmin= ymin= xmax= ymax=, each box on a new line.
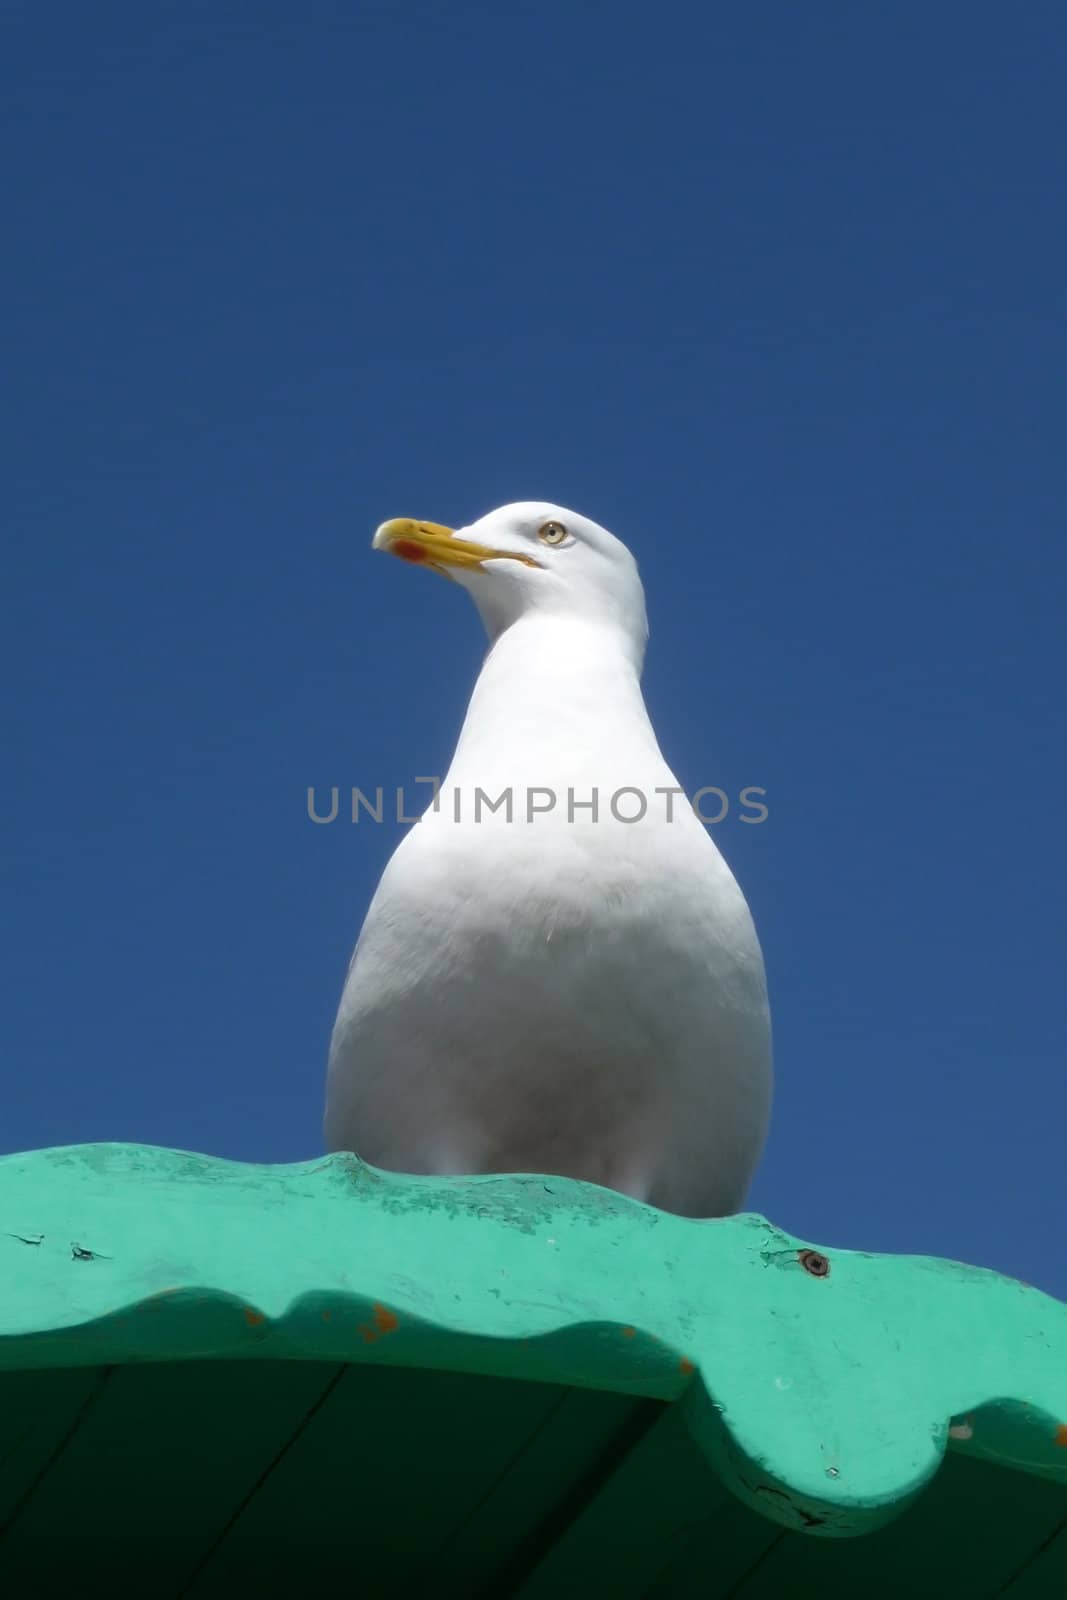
xmin=4 ymin=5 xmax=1065 ymax=1292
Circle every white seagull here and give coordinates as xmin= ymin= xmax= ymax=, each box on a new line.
xmin=325 ymin=503 xmax=772 ymax=1216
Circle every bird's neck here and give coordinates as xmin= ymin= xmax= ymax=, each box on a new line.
xmin=446 ymin=615 xmax=660 ymax=785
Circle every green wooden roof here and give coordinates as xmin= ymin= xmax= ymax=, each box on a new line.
xmin=2 ymin=1143 xmax=1065 ymax=1595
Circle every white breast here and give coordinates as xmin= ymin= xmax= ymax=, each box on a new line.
xmin=325 ymin=611 xmax=772 ymax=1217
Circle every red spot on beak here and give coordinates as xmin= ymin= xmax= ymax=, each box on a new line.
xmin=393 ymin=540 xmax=430 ymax=563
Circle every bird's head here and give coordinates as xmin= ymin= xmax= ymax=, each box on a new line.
xmin=373 ymin=501 xmax=649 ymax=659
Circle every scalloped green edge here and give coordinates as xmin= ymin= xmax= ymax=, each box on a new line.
xmin=2 ymin=1143 xmax=1065 ymax=1537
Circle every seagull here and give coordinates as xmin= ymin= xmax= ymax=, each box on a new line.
xmin=325 ymin=503 xmax=772 ymax=1216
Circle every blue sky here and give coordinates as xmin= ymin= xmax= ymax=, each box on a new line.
xmin=4 ymin=5 xmax=1065 ymax=1292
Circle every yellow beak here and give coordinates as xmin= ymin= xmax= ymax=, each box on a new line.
xmin=372 ymin=518 xmax=540 ymax=575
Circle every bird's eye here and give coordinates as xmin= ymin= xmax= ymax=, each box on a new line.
xmin=538 ymin=520 xmax=568 ymax=546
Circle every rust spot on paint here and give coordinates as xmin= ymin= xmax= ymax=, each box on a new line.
xmin=244 ymin=1308 xmax=265 ymax=1327
xmin=798 ymin=1249 xmax=831 ymax=1278
xmin=321 ymin=1310 xmax=332 ymax=1323
xmin=622 ymin=1326 xmax=636 ymax=1339
xmin=679 ymin=1357 xmax=695 ymax=1375
xmin=373 ymin=1303 xmax=399 ymax=1334
xmin=356 ymin=1303 xmax=399 ymax=1343
xmin=1055 ymin=1424 xmax=1067 ymax=1448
